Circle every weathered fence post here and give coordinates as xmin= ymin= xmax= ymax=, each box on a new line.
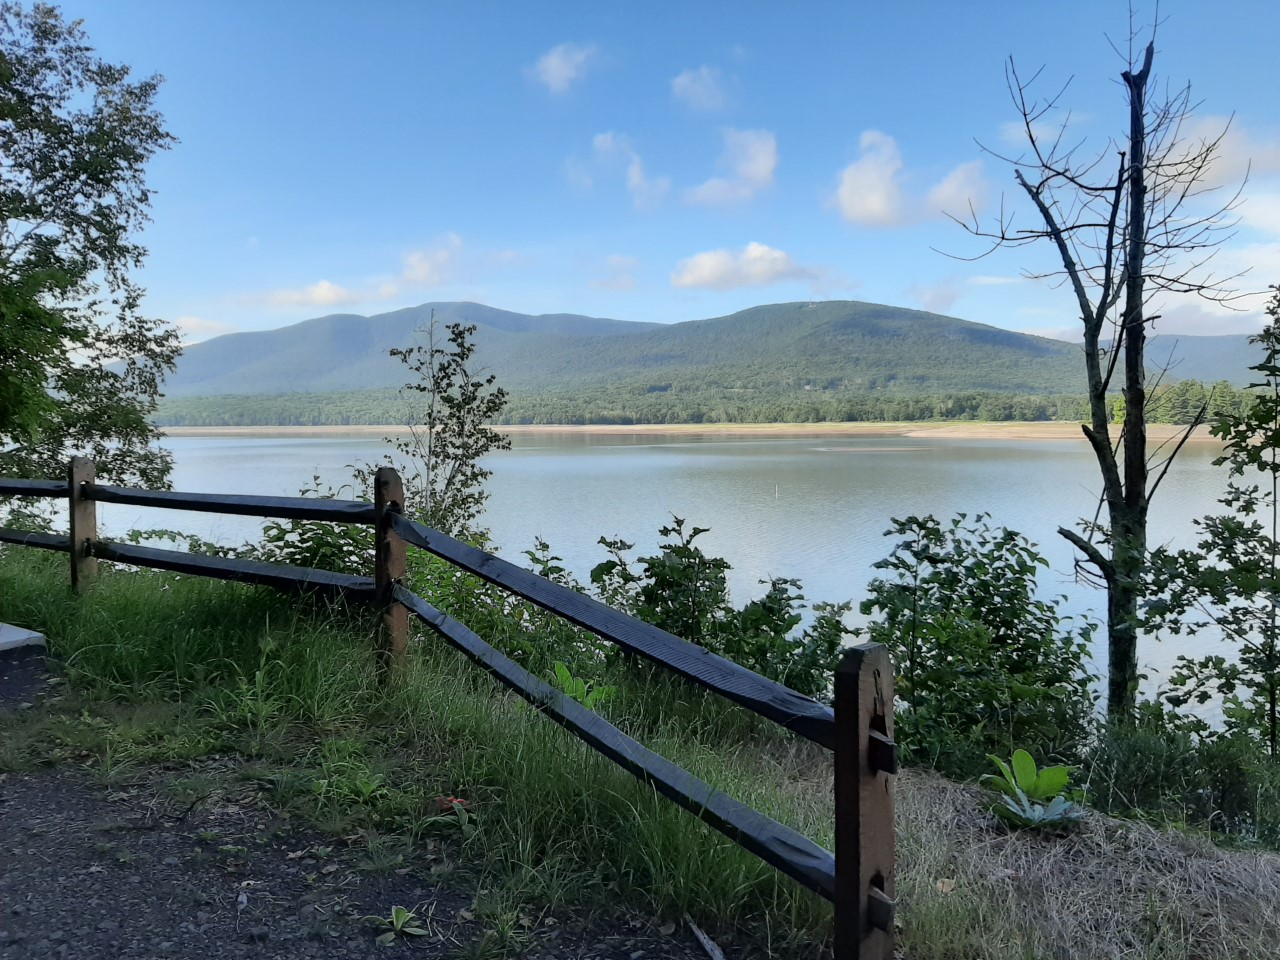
xmin=834 ymin=642 xmax=897 ymax=960
xmin=373 ymin=466 xmax=408 ymax=671
xmin=68 ymin=457 xmax=98 ymax=591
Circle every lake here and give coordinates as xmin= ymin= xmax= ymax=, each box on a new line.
xmin=96 ymin=430 xmax=1233 ymax=693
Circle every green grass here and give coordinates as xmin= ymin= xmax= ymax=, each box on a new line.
xmin=7 ymin=546 xmax=1280 ymax=959
xmin=0 ymin=548 xmax=833 ymax=954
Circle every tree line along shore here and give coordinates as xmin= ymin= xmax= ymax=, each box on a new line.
xmin=157 ymin=420 xmax=1222 ymax=442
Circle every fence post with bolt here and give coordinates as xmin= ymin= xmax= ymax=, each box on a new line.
xmin=834 ymin=642 xmax=897 ymax=960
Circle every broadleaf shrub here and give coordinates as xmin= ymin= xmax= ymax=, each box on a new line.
xmin=589 ymin=517 xmax=851 ymax=699
xmin=858 ymin=513 xmax=1098 ymax=778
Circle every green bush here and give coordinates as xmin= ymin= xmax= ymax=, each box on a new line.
xmin=590 ymin=517 xmax=851 ymax=700
xmin=859 ymin=513 xmax=1098 ymax=778
xmin=1085 ymin=702 xmax=1280 ymax=846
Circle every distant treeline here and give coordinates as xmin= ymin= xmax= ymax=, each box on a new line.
xmin=154 ymin=377 xmax=1254 ymax=428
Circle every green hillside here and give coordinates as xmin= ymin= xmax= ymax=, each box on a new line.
xmin=154 ymin=300 xmax=1256 ymax=426
xmin=164 ymin=300 xmax=1087 ymax=397
xmin=165 ymin=302 xmax=662 ymax=398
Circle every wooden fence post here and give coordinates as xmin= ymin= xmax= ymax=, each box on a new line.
xmin=374 ymin=466 xmax=408 ymax=671
xmin=834 ymin=642 xmax=897 ymax=960
xmin=68 ymin=457 xmax=98 ymax=591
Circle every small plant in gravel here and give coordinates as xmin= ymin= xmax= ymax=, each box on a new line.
xmin=356 ymin=830 xmax=409 ymax=874
xmin=362 ymin=904 xmax=433 ymax=946
xmin=983 ymin=749 xmax=1086 ymax=829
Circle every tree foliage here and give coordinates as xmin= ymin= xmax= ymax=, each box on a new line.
xmin=589 ymin=518 xmax=851 ymax=698
xmin=359 ymin=315 xmax=510 ymax=537
xmin=859 ymin=513 xmax=1097 ymax=777
xmin=1145 ymin=288 xmax=1280 ymax=756
xmin=0 ymin=2 xmax=179 ymax=486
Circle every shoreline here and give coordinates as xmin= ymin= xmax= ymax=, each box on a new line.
xmin=159 ymin=422 xmax=1220 ymax=443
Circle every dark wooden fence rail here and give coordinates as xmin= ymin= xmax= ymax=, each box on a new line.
xmin=0 ymin=458 xmax=897 ymax=959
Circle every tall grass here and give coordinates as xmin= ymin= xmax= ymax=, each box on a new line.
xmin=8 ymin=547 xmax=1280 ymax=958
xmin=0 ymin=548 xmax=833 ymax=953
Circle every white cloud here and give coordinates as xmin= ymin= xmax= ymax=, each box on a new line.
xmin=489 ymin=249 xmax=529 ymax=267
xmin=998 ymin=117 xmax=1080 ymax=150
xmin=835 ymin=130 xmax=905 ymax=226
xmin=672 ymin=66 xmax=726 ymax=110
xmin=969 ymin=274 xmax=1024 ymax=286
xmin=1181 ymin=116 xmax=1280 ymax=187
xmin=174 ymin=315 xmax=238 ymax=344
xmin=267 ymin=280 xmax=360 ymax=308
xmin=594 ymin=254 xmax=640 ymax=291
xmin=530 ymin=42 xmax=596 ymax=94
xmin=671 ymin=242 xmax=815 ymax=290
xmin=1145 ymin=300 xmax=1271 ymax=337
xmin=262 ymin=235 xmax=464 ymax=309
xmin=1011 ymin=242 xmax=1280 ymax=339
xmin=563 ymin=156 xmax=594 ymax=191
xmin=926 ymin=159 xmax=988 ymax=219
xmin=835 ymin=130 xmax=989 ymax=227
xmin=1019 ymin=323 xmax=1083 ymax=342
xmin=1239 ymin=189 xmax=1280 ymax=236
xmin=590 ymin=132 xmax=670 ymax=209
xmin=686 ymin=128 xmax=777 ymax=206
xmin=400 ymin=233 xmax=462 ymax=286
xmin=908 ymin=280 xmax=962 ymax=316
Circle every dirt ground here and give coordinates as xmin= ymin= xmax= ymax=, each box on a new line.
xmin=0 ymin=648 xmax=718 ymax=960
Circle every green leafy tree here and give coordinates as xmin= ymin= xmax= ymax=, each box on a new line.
xmin=1145 ymin=288 xmax=1280 ymax=757
xmin=361 ymin=314 xmax=510 ymax=537
xmin=0 ymin=3 xmax=179 ymax=486
xmin=859 ymin=513 xmax=1097 ymax=776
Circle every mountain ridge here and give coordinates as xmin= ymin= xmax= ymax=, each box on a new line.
xmin=161 ymin=300 xmax=1257 ymax=406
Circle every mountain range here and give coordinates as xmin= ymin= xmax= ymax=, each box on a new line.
xmin=162 ymin=300 xmax=1256 ymax=405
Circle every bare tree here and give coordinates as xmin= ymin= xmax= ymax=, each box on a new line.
xmin=958 ymin=24 xmax=1243 ymax=719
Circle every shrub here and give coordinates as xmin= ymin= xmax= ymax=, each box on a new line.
xmin=859 ymin=513 xmax=1098 ymax=778
xmin=590 ymin=517 xmax=851 ymax=700
xmin=1085 ymin=702 xmax=1280 ymax=846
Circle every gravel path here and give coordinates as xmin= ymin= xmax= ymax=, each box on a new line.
xmin=0 ymin=646 xmax=49 ymax=714
xmin=0 ymin=767 xmax=715 ymax=959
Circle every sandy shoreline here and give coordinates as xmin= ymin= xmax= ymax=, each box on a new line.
xmin=160 ymin=422 xmax=1220 ymax=443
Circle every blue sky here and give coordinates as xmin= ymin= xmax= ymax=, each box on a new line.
xmin=54 ymin=1 xmax=1280 ymax=342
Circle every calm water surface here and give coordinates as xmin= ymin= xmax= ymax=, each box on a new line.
xmin=98 ymin=432 xmax=1233 ymax=690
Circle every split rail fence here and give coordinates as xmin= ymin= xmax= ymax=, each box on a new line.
xmin=0 ymin=457 xmax=898 ymax=959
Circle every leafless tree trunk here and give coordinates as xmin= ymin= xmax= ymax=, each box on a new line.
xmin=958 ymin=30 xmax=1243 ymax=719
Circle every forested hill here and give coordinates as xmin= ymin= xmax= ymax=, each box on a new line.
xmin=166 ymin=299 xmax=1092 ymax=399
xmin=164 ymin=302 xmax=662 ymax=398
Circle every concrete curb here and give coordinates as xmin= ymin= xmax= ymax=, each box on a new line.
xmin=0 ymin=623 xmax=46 ymax=652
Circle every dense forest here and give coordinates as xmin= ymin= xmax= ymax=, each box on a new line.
xmin=159 ymin=300 xmax=1102 ymax=399
xmin=154 ymin=376 xmax=1252 ymax=427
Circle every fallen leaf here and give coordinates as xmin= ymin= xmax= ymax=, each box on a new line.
xmin=658 ymin=921 xmax=676 ymax=936
xmin=936 ymin=878 xmax=956 ymax=894
xmin=456 ymin=907 xmax=475 ymax=922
